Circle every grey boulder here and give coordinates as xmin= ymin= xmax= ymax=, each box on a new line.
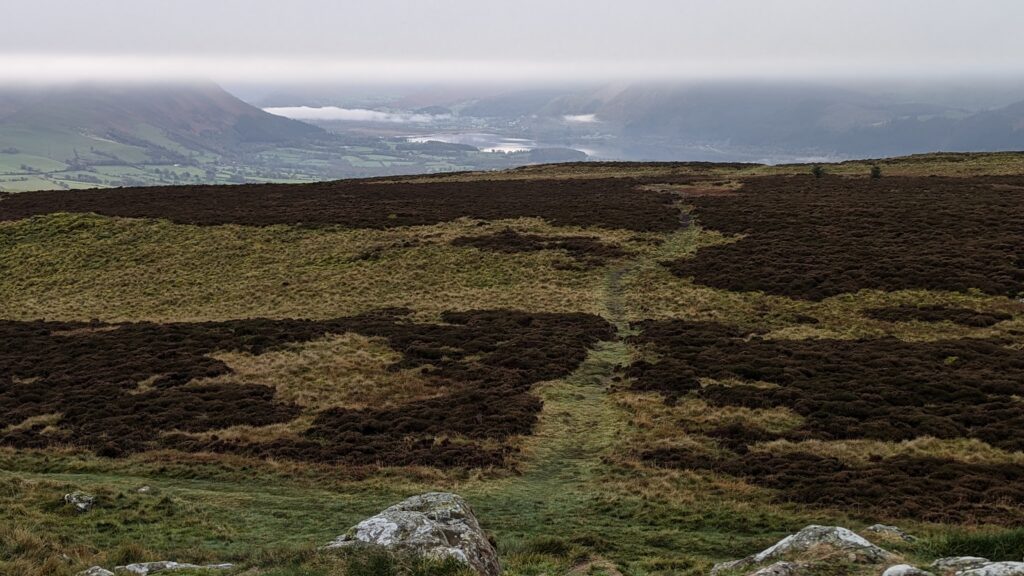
xmin=325 ymin=492 xmax=500 ymax=576
xmin=711 ymin=525 xmax=893 ymax=575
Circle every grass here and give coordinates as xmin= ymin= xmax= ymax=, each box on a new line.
xmin=0 ymin=213 xmax=659 ymax=322
xmin=202 ymin=333 xmax=440 ymax=410
xmin=917 ymin=528 xmax=1024 ymax=562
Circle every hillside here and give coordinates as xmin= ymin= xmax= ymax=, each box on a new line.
xmin=2 ymin=153 xmax=1024 ymax=576
xmin=0 ymin=81 xmax=322 ymax=156
xmin=0 ymin=82 xmax=326 ymax=191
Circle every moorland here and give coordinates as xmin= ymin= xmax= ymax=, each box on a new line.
xmin=2 ymin=152 xmax=1024 ymax=575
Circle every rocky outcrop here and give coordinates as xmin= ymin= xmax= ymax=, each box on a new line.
xmin=711 ymin=525 xmax=894 ymax=575
xmin=324 ymin=492 xmax=500 ymax=576
xmin=64 ymin=491 xmax=96 ymax=513
xmin=114 ymin=561 xmax=233 ymax=575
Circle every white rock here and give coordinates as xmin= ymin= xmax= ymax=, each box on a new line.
xmin=866 ymin=524 xmax=917 ymax=542
xmin=76 ymin=568 xmax=115 ymax=576
xmin=711 ymin=525 xmax=893 ymax=575
xmin=325 ymin=492 xmax=500 ymax=576
xmin=959 ymin=563 xmax=1024 ymax=576
xmin=747 ymin=561 xmax=810 ymax=576
xmin=882 ymin=564 xmax=934 ymax=576
xmin=931 ymin=557 xmax=992 ymax=572
xmin=114 ymin=561 xmax=233 ymax=575
xmin=64 ymin=491 xmax=96 ymax=513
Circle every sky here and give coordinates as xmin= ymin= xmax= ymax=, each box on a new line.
xmin=2 ymin=0 xmax=1024 ymax=83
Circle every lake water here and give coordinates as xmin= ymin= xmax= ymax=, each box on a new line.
xmin=406 ymin=133 xmax=537 ymax=153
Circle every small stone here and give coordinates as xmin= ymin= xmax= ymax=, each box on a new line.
xmin=114 ymin=561 xmax=233 ymax=575
xmin=136 ymin=486 xmax=152 ymax=494
xmin=76 ymin=568 xmax=115 ymax=576
xmin=748 ymin=561 xmax=812 ymax=576
xmin=959 ymin=563 xmax=1024 ymax=576
xmin=866 ymin=524 xmax=917 ymax=542
xmin=882 ymin=564 xmax=934 ymax=576
xmin=64 ymin=491 xmax=96 ymax=513
xmin=931 ymin=557 xmax=992 ymax=572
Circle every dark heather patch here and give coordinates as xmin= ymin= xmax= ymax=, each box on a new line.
xmin=668 ymin=175 xmax=1024 ymax=299
xmin=626 ymin=319 xmax=1024 ymax=451
xmin=0 ymin=310 xmax=613 ymax=467
xmin=0 ymin=177 xmax=681 ymax=232
xmin=864 ymin=305 xmax=1014 ymax=327
xmin=643 ymin=449 xmax=1024 ymax=525
xmin=451 ymin=229 xmax=630 ymax=267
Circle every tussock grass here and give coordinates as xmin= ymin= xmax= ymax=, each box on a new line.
xmin=202 ymin=332 xmax=441 ymax=410
xmin=754 ymin=437 xmax=1024 ymax=467
xmin=0 ymin=213 xmax=655 ymax=323
xmin=918 ymin=528 xmax=1024 ymax=562
xmin=617 ymin=393 xmax=804 ymax=445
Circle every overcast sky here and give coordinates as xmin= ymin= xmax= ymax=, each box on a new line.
xmin=3 ymin=0 xmax=1024 ymax=83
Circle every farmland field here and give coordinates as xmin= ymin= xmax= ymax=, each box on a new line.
xmin=2 ymin=152 xmax=1024 ymax=575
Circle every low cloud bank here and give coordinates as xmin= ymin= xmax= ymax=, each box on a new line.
xmin=264 ymin=106 xmax=447 ymax=123
xmin=563 ymin=114 xmax=599 ymax=123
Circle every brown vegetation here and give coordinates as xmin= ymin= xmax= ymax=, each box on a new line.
xmin=669 ymin=175 xmax=1024 ymax=299
xmin=0 ymin=177 xmax=682 ymax=231
xmin=451 ymin=229 xmax=630 ymax=267
xmin=626 ymin=319 xmax=1024 ymax=450
xmin=643 ymin=449 xmax=1024 ymax=525
xmin=0 ymin=310 xmax=613 ymax=466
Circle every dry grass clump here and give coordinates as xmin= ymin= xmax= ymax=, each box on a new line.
xmin=204 ymin=332 xmax=441 ymax=410
xmin=616 ymin=394 xmax=804 ymax=444
xmin=754 ymin=437 xmax=1024 ymax=467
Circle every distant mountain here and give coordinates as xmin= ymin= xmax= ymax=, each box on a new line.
xmin=0 ymin=82 xmax=324 ymax=166
xmin=457 ymin=83 xmax=1024 ymax=161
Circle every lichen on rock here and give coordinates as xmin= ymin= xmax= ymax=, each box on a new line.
xmin=325 ymin=492 xmax=500 ymax=576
